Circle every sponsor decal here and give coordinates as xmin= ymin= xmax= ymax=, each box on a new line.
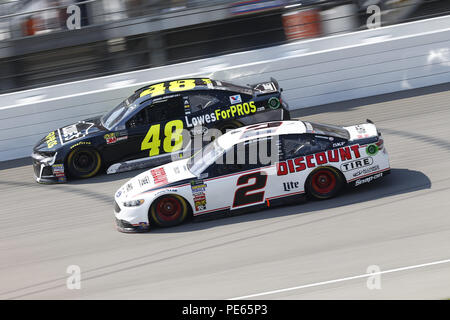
xmin=45 ymin=131 xmax=58 ymax=148
xmin=184 ymin=97 xmax=191 ymax=114
xmin=185 ymin=113 xmax=216 ymax=128
xmin=268 ymin=97 xmax=280 ymax=109
xmin=193 ymin=194 xmax=207 ymax=211
xmin=151 ymin=167 xmax=168 ymax=185
xmin=229 ymin=94 xmax=242 ymax=105
xmin=138 ymin=222 xmax=149 ymax=229
xmin=52 ymin=164 xmax=65 ymax=177
xmin=116 ymin=190 xmax=122 ymax=198
xmin=353 ymin=165 xmax=380 ymax=177
xmin=184 ymin=101 xmax=257 ymax=128
xmin=333 ymin=141 xmax=345 ymax=148
xmin=190 ymin=126 xmax=208 ymax=136
xmin=104 ymin=132 xmax=128 ymax=145
xmin=340 ymin=157 xmax=373 ymax=172
xmin=126 ymin=183 xmax=133 ymax=192
xmin=276 ymin=145 xmax=361 ymax=176
xmin=355 ymin=172 xmax=384 ymax=186
xmin=283 ymin=181 xmax=299 ymax=192
xmin=191 ymin=179 xmax=207 ymax=211
xmin=70 ymin=141 xmax=91 ymax=149
xmin=366 ymin=144 xmax=379 ymax=156
xmin=138 ymin=175 xmax=151 ymax=187
xmin=62 ymin=124 xmax=80 ymax=141
xmin=60 ymin=122 xmax=95 ymax=143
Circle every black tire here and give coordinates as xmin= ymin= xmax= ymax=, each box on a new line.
xmin=217 ymin=120 xmax=243 ymax=134
xmin=66 ymin=147 xmax=102 ymax=179
xmin=305 ymin=167 xmax=343 ymax=200
xmin=150 ymin=195 xmax=190 ymax=228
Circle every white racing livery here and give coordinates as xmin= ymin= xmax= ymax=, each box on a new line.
xmin=114 ymin=120 xmax=390 ymax=232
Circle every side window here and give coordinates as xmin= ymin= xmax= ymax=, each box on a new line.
xmin=150 ymin=96 xmax=185 ymax=122
xmin=188 ymin=93 xmax=220 ymax=113
xmin=126 ymin=96 xmax=185 ymax=129
xmin=126 ymin=108 xmax=148 ymax=129
xmin=281 ymin=134 xmax=331 ymax=159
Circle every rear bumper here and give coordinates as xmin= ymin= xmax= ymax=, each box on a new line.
xmin=282 ymin=107 xmax=291 ymax=120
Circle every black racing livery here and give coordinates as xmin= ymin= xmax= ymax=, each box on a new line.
xmin=32 ymin=77 xmax=290 ymax=183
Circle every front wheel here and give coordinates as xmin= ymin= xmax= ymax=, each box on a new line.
xmin=66 ymin=147 xmax=102 ymax=179
xmin=306 ymin=167 xmax=343 ymax=200
xmin=150 ymin=195 xmax=190 ymax=228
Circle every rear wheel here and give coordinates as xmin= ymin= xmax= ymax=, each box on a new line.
xmin=150 ymin=195 xmax=189 ymax=227
xmin=217 ymin=120 xmax=243 ymax=134
xmin=306 ymin=167 xmax=343 ymax=200
xmin=66 ymin=148 xmax=102 ymax=179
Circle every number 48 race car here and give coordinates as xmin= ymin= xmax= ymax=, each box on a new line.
xmin=32 ymin=78 xmax=289 ymax=183
xmin=114 ymin=119 xmax=390 ymax=232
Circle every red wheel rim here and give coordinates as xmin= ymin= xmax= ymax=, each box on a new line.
xmin=311 ymin=169 xmax=336 ymax=194
xmin=155 ymin=197 xmax=182 ymax=222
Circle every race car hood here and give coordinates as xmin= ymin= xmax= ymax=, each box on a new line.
xmin=116 ymin=159 xmax=196 ymax=200
xmin=344 ymin=123 xmax=378 ymax=141
xmin=33 ymin=116 xmax=105 ymax=152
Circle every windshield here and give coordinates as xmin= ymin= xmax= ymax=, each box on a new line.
xmin=101 ymin=92 xmax=140 ymax=130
xmin=187 ymin=139 xmax=225 ymax=176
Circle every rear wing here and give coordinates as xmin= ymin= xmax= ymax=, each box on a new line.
xmin=271 ymin=77 xmax=282 ymax=92
xmin=252 ymin=78 xmax=282 ymax=96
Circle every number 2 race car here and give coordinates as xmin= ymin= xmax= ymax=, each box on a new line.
xmin=114 ymin=120 xmax=390 ymax=232
xmin=32 ymin=78 xmax=290 ymax=183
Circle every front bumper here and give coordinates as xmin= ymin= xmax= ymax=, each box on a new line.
xmin=32 ymin=152 xmax=67 ymax=184
xmin=114 ymin=199 xmax=150 ymax=233
xmin=115 ymin=218 xmax=150 ymax=233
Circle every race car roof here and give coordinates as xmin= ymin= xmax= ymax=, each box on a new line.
xmin=134 ymin=78 xmax=253 ymax=101
xmin=217 ymin=121 xmax=307 ymax=150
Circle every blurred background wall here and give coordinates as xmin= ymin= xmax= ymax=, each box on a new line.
xmin=0 ymin=0 xmax=449 ymax=94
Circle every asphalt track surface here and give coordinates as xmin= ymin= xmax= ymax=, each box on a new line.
xmin=1 ymin=83 xmax=450 ymax=300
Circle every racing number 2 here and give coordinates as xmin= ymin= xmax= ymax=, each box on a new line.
xmin=141 ymin=120 xmax=184 ymax=156
xmin=233 ymin=171 xmax=268 ymax=208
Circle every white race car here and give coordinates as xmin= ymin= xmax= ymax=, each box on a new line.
xmin=114 ymin=120 xmax=390 ymax=232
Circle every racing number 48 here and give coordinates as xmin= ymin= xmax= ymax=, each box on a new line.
xmin=141 ymin=120 xmax=184 ymax=156
xmin=233 ymin=172 xmax=268 ymax=208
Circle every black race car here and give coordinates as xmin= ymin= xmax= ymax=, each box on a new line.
xmin=32 ymin=77 xmax=290 ymax=183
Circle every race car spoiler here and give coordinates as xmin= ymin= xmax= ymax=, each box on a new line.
xmin=252 ymin=77 xmax=283 ymax=96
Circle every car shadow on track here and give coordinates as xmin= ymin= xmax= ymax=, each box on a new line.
xmin=147 ymin=168 xmax=431 ymax=234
